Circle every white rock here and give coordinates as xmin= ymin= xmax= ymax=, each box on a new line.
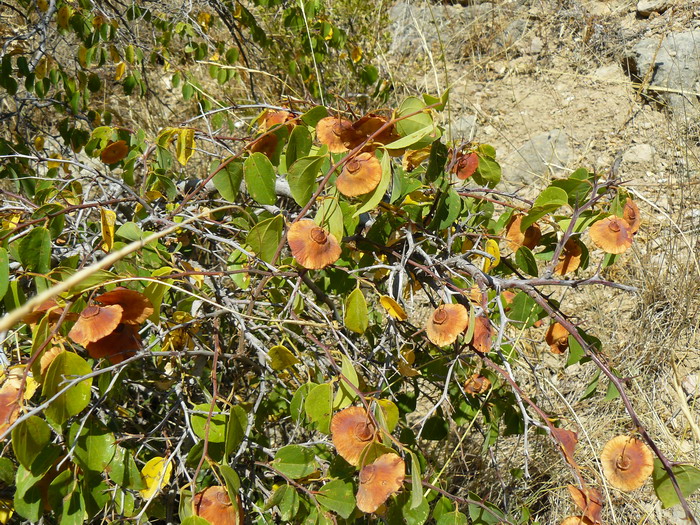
xmin=622 ymin=144 xmax=655 ymax=164
xmin=637 ymin=0 xmax=668 ymax=16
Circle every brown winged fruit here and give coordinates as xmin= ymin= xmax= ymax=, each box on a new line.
xmin=600 ymin=435 xmax=653 ymax=491
xmin=425 ymin=304 xmax=469 ymax=347
xmin=194 ymin=485 xmax=244 ymax=525
xmin=589 ymin=217 xmax=633 ymax=254
xmin=287 ymin=220 xmax=341 ymax=270
xmin=68 ymin=305 xmax=123 ymax=346
xmin=356 ymin=453 xmax=405 ymax=513
xmin=336 ymin=152 xmax=382 ymax=197
xmin=95 ymin=288 xmax=153 ymax=324
xmin=330 ymin=406 xmax=377 ymax=466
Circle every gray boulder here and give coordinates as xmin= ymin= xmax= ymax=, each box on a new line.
xmin=501 ymin=129 xmax=571 ymax=188
xmin=625 ymin=31 xmax=700 ymax=118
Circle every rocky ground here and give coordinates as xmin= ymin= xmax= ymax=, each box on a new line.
xmin=385 ymin=1 xmax=700 ymax=523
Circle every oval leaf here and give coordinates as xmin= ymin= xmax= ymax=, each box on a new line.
xmin=244 ymin=152 xmax=276 ymax=205
xmin=344 ymin=287 xmax=368 ymax=334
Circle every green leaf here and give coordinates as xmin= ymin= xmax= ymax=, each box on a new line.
xmin=42 ymin=351 xmax=93 ymax=426
xmin=388 ymin=491 xmax=430 ymax=525
xmin=472 ymin=153 xmax=501 ymax=188
xmin=652 ymin=460 xmax=700 ymax=508
xmin=436 ymin=511 xmax=469 ymax=525
xmin=301 ymin=105 xmax=328 ymax=127
xmin=143 ymin=266 xmax=173 ymax=324
xmin=317 ymin=479 xmax=355 ymax=518
xmin=521 ymin=187 xmax=568 ymax=230
xmin=603 ymin=378 xmax=620 ymax=401
xmin=212 ymin=160 xmax=243 ymax=202
xmin=579 ymin=370 xmax=600 ymax=401
xmin=376 ymin=399 xmax=400 ymax=433
xmin=0 ymin=457 xmax=15 ymax=485
xmin=515 ymin=246 xmax=538 ymax=276
xmin=0 ymin=247 xmax=9 ymax=300
xmin=246 ymin=215 xmax=283 ymax=263
xmin=333 ymin=354 xmax=359 ymax=410
xmin=304 ymin=382 xmax=333 ymax=434
xmin=68 ymin=421 xmax=117 ymax=473
xmin=271 ymin=445 xmax=317 ymax=479
xmin=395 ymin=96 xmax=432 ymax=138
xmin=286 ymin=125 xmax=312 ymax=166
xmin=506 ymin=292 xmax=543 ymax=328
xmin=267 ymin=484 xmax=299 ymax=521
xmin=290 ymin=383 xmax=316 ymax=423
xmin=385 ymin=124 xmax=439 ymax=150
xmin=244 ymin=152 xmax=276 ymax=205
xmin=426 ymin=140 xmax=448 ymax=183
xmin=287 ymin=155 xmax=323 ymax=207
xmin=354 ymin=150 xmax=391 ymax=218
xmin=315 ymin=190 xmax=343 ymax=242
xmin=19 ymin=226 xmax=51 ymax=274
xmin=14 ymin=464 xmax=43 ymax=522
xmin=429 ymin=189 xmax=461 ymax=230
xmin=409 ymin=451 xmax=424 ymax=509
xmin=566 ymin=334 xmax=586 ymax=367
xmin=12 ymin=416 xmax=51 ymax=470
xmin=109 ymin=446 xmax=145 ymax=489
xmin=468 ymin=496 xmax=506 ymax=524
xmin=191 ymin=403 xmax=227 ymax=443
xmin=344 ymin=286 xmax=368 ymax=334
xmin=225 ymin=405 xmax=248 ymax=456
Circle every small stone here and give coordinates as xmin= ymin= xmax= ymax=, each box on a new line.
xmin=637 ymin=0 xmax=668 ymax=16
xmin=502 ymin=129 xmax=571 ymax=189
xmin=530 ymin=36 xmax=544 ymax=54
xmin=622 ymin=144 xmax=655 ymax=164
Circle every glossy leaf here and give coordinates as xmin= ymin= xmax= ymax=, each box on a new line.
xmin=268 ymin=344 xmax=300 ymax=370
xmin=0 ymin=247 xmax=9 ymax=300
xmin=521 ymin=187 xmax=568 ymax=231
xmin=42 ymin=351 xmax=93 ymax=426
xmin=175 ymin=128 xmax=195 ymax=166
xmin=317 ymin=479 xmax=355 ymax=519
xmin=191 ymin=403 xmax=227 ymax=443
xmin=140 ymin=456 xmax=172 ymax=500
xmin=109 ymin=447 xmax=145 ymax=490
xmin=652 ymin=459 xmax=700 ymax=509
xmin=286 ymin=125 xmax=312 ymax=166
xmin=244 ymin=152 xmax=276 ymax=205
xmin=287 ymin=155 xmax=323 ymax=207
xmin=304 ymin=382 xmax=333 ymax=434
xmin=246 ymin=214 xmax=283 ymax=263
xmin=212 ymin=160 xmax=243 ymax=202
xmin=333 ymin=354 xmax=359 ymax=410
xmin=225 ymin=405 xmax=248 ymax=456
xmin=11 ymin=416 xmax=51 ymax=470
xmin=19 ymin=226 xmax=51 ymax=274
xmin=68 ymin=421 xmax=117 ymax=473
xmin=353 ymin=149 xmax=391 ymax=217
xmin=271 ymin=445 xmax=317 ymax=479
xmin=344 ymin=286 xmax=368 ymax=334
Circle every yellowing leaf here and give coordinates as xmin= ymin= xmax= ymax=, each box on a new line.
xmin=0 ymin=499 xmax=13 ymax=525
xmin=175 ymin=128 xmax=195 ymax=166
xmin=100 ymin=208 xmax=117 ymax=253
xmin=57 ymin=6 xmax=71 ymax=29
xmin=47 ymin=154 xmax=62 ymax=169
xmin=379 ymin=295 xmax=407 ymax=321
xmin=23 ymin=375 xmax=38 ymax=400
xmin=268 ymin=345 xmax=300 ymax=371
xmin=397 ymin=347 xmax=420 ymax=377
xmin=115 ymin=61 xmax=126 ymax=81
xmin=34 ymin=135 xmax=45 ymax=150
xmin=37 ymin=0 xmax=48 ymax=12
xmin=139 ymin=456 xmax=172 ymax=500
xmin=109 ymin=45 xmax=121 ymax=62
xmin=482 ymin=238 xmax=500 ymax=273
xmin=1 ymin=214 xmax=20 ymax=230
xmin=351 ymin=46 xmax=362 ymax=63
xmin=78 ymin=46 xmax=88 ymax=68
